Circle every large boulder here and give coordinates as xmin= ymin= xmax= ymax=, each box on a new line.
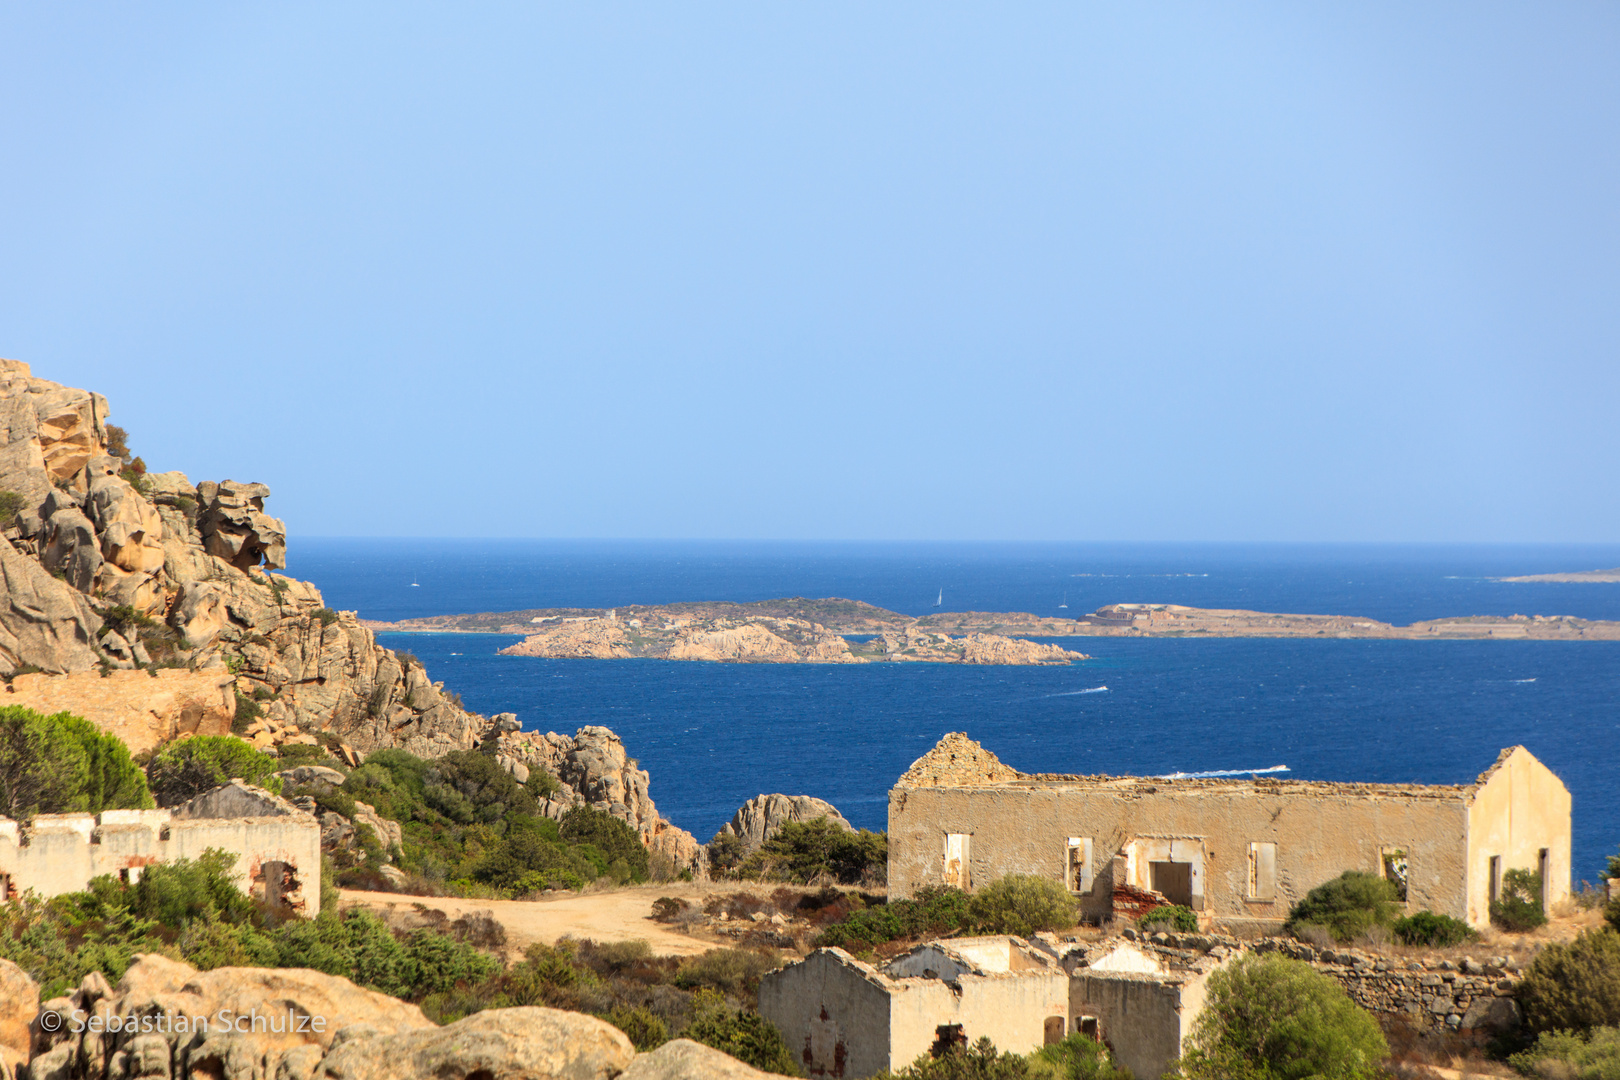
xmin=196 ymin=480 xmax=286 ymax=571
xmin=620 ymin=1039 xmax=774 ymax=1080
xmin=721 ymin=794 xmax=853 ymax=851
xmin=0 ymin=543 xmax=103 ymax=674
xmin=315 ymin=1007 xmax=634 ymax=1080
xmin=5 ymin=669 xmax=236 ymax=755
xmin=0 ymin=959 xmax=37 ymax=1080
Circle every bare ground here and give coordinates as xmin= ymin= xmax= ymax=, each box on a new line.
xmin=338 ymin=881 xmax=771 ymax=957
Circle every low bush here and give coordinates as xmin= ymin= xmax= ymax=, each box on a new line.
xmin=1492 ymin=868 xmax=1548 ymax=932
xmin=969 ymin=875 xmax=1077 ymax=937
xmin=1139 ymin=905 xmax=1198 ymax=933
xmin=815 ymin=886 xmax=971 ymax=949
xmin=674 ymin=948 xmax=783 ymax=999
xmin=145 ymin=736 xmax=281 ymax=806
xmin=1607 ymin=897 xmax=1620 ymax=935
xmin=1517 ymin=928 xmax=1620 ymax=1036
xmin=1283 ymin=871 xmax=1400 ymax=944
xmin=1027 ymin=1033 xmax=1133 ymax=1080
xmin=734 ymin=817 xmax=888 ymax=885
xmin=884 ymin=1036 xmax=1034 ymax=1080
xmin=1392 ymin=910 xmax=1477 ymax=948
xmin=1509 ymin=1025 xmax=1620 ymax=1079
xmin=683 ymin=990 xmax=798 ymax=1075
xmin=1177 ymin=952 xmax=1387 ymax=1080
xmin=0 ymin=490 xmax=23 ymax=521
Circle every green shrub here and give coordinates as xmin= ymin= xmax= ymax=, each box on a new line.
xmin=145 ymin=736 xmax=281 ymax=805
xmin=1283 ymin=871 xmax=1400 ymax=944
xmin=0 ymin=706 xmax=153 ymax=818
xmin=674 ymin=948 xmax=783 ymax=998
xmin=560 ymin=806 xmax=649 ymax=882
xmin=603 ymin=1005 xmax=670 ymax=1051
xmin=1518 ymin=928 xmax=1620 ymax=1035
xmin=707 ymin=830 xmax=749 ymax=875
xmin=1027 ymin=1033 xmax=1132 ymax=1080
xmin=738 ymin=817 xmax=889 ymax=885
xmin=1492 ymin=868 xmax=1548 ymax=932
xmin=683 ymin=990 xmax=798 ymax=1075
xmin=968 ymin=875 xmax=1077 ymax=937
xmin=886 ymin=1037 xmax=1033 ymax=1080
xmin=1392 ymin=910 xmax=1477 ymax=948
xmin=104 ymin=425 xmax=131 ymax=463
xmin=1607 ymin=898 xmax=1620 ymax=935
xmin=1509 ymin=1025 xmax=1620 ymax=1079
xmin=1177 ymin=953 xmax=1387 ymax=1080
xmin=815 ymin=886 xmax=971 ymax=949
xmin=131 ymin=849 xmax=258 ymax=926
xmin=316 ymin=608 xmax=340 ymax=627
xmin=1139 ymin=905 xmax=1198 ymax=933
xmin=0 ymin=490 xmax=24 ymax=521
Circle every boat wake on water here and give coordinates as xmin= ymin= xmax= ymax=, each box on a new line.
xmin=1045 ymin=686 xmax=1108 ymax=697
xmin=1156 ymin=765 xmax=1291 ymax=779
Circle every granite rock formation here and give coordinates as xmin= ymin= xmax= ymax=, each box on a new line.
xmin=485 ymin=722 xmax=705 ymax=877
xmin=0 ymin=360 xmax=490 ymax=759
xmin=721 ymin=794 xmax=853 ymax=851
xmin=23 ymin=956 xmax=770 ymax=1080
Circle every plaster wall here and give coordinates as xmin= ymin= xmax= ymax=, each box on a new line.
xmin=887 ymin=971 xmax=1070 ymax=1071
xmin=0 ymin=810 xmax=321 ymax=915
xmin=759 ymin=950 xmax=894 ymax=1080
xmin=889 ymin=782 xmax=1472 ymax=927
xmin=1465 ymin=748 xmax=1571 ymax=924
xmin=1069 ymin=972 xmax=1193 ymax=1080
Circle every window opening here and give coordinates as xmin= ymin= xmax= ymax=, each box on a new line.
xmin=1248 ymin=842 xmax=1278 ymax=901
xmin=1381 ymin=848 xmax=1408 ymax=902
xmin=1044 ymin=1017 xmax=1065 ymax=1045
xmin=931 ymin=1025 xmax=967 ymax=1057
xmin=1150 ymin=861 xmax=1194 ymax=907
xmin=1489 ymin=856 xmax=1502 ymax=905
xmin=944 ymin=834 xmax=970 ymax=890
xmin=1067 ymin=838 xmax=1093 ymax=893
xmin=1077 ymin=1017 xmax=1100 ymax=1042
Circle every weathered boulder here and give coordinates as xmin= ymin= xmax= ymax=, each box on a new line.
xmin=721 ymin=794 xmax=853 ymax=851
xmin=39 ymin=504 xmax=101 ymax=594
xmin=0 ymin=959 xmax=37 ymax=1080
xmin=275 ymin=765 xmax=347 ymax=789
xmin=87 ymin=473 xmax=166 ymax=575
xmin=4 ymin=669 xmax=235 ymax=755
xmin=171 ymin=781 xmax=303 ymax=820
xmin=315 ymin=1007 xmax=634 ymax=1080
xmin=0 ymin=544 xmax=103 ymax=674
xmin=620 ymin=1039 xmax=774 ymax=1080
xmin=196 ymin=480 xmax=286 ymax=572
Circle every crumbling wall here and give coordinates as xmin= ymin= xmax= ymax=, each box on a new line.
xmin=1068 ymin=972 xmax=1191 ymax=1080
xmin=759 ymin=949 xmax=894 ymax=1079
xmin=0 ymin=793 xmax=321 ymax=915
xmin=886 ymin=969 xmax=1069 ymax=1073
xmin=1466 ymin=747 xmax=1572 ymax=924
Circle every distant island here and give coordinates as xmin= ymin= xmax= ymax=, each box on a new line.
xmin=361 ymin=597 xmax=1620 ymax=644
xmin=1495 ymin=568 xmax=1620 ymax=583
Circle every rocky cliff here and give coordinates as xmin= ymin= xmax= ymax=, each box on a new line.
xmin=720 ymin=794 xmax=853 ymax=850
xmin=0 ymin=360 xmax=489 ymax=759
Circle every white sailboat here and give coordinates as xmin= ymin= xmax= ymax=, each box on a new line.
xmin=933 ymin=588 xmax=942 ymax=608
xmin=1058 ymin=592 xmax=1068 ymax=609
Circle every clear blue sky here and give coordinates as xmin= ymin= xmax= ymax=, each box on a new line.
xmin=3 ymin=4 xmax=1615 ymax=541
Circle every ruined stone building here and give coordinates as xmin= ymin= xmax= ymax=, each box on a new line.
xmin=759 ymin=934 xmax=1229 ymax=1080
xmin=889 ymin=735 xmax=1570 ymax=932
xmin=0 ymin=782 xmax=321 ymax=915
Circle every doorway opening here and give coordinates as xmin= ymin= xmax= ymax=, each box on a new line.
xmin=1149 ymin=861 xmax=1194 ymax=907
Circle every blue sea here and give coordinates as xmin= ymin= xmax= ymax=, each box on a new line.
xmin=288 ymin=541 xmax=1620 ymax=882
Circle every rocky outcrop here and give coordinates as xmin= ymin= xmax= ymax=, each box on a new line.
xmin=485 ymin=724 xmax=705 ymax=877
xmin=0 ymin=360 xmax=491 ymax=760
xmin=721 ymin=794 xmax=853 ymax=851
xmin=3 ymin=669 xmax=235 ymax=755
xmin=620 ymin=1039 xmax=773 ymax=1080
xmin=666 ymin=619 xmax=857 ymax=663
xmin=0 ymin=959 xmax=35 ymax=1080
xmin=498 ymin=618 xmax=634 ymax=659
xmin=22 ymin=957 xmax=766 ymax=1080
xmin=317 ymin=1006 xmax=634 ymax=1080
xmin=958 ymin=632 xmax=1078 ymax=665
xmin=169 ymin=780 xmax=302 ymax=820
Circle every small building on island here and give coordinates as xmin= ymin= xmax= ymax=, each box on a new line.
xmin=888 ymin=734 xmax=1570 ymax=933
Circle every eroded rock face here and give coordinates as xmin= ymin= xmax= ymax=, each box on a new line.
xmin=0 ymin=360 xmax=492 ymax=759
xmin=721 ymin=794 xmax=853 ymax=851
xmin=619 ymin=1039 xmax=773 ymax=1080
xmin=316 ymin=1006 xmax=635 ymax=1080
xmin=4 ymin=669 xmax=235 ymax=755
xmin=486 ymin=725 xmax=706 ymax=878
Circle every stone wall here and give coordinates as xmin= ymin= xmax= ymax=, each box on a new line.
xmin=3 ymin=669 xmax=235 ymax=755
xmin=1253 ymin=939 xmax=1523 ymax=1035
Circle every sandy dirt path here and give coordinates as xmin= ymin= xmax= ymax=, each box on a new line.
xmin=339 ymin=881 xmax=763 ymax=957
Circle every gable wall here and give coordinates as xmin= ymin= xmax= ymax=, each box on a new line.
xmin=1466 ymin=748 xmax=1572 ymax=924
